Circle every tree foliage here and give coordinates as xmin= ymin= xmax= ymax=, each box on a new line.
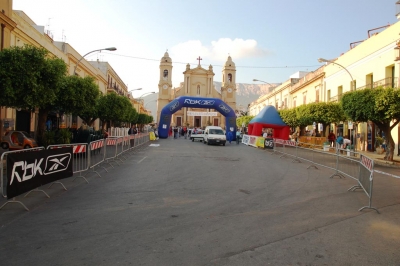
xmin=341 ymin=87 xmax=400 ymax=160
xmin=236 ymin=115 xmax=254 ymax=128
xmin=0 ymin=45 xmax=67 ymax=143
xmin=0 ymin=45 xmax=66 ymax=109
xmin=59 ymin=75 xmax=101 ymax=125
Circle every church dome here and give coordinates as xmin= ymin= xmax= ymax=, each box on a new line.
xmin=224 ymin=56 xmax=235 ymax=67
xmin=161 ymin=51 xmax=172 ymax=63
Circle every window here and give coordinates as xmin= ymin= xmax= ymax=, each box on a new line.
xmin=213 ymin=118 xmax=219 ymax=126
xmin=315 ymin=88 xmax=319 ymax=103
xmin=228 ymin=73 xmax=232 ymax=83
xmin=293 ymin=97 xmax=297 ymax=108
xmin=303 ymin=92 xmax=307 ymax=105
xmin=366 ymin=74 xmax=373 ymax=89
xmin=197 ymin=85 xmax=200 ymax=95
xmin=0 ymin=23 xmax=4 ymax=51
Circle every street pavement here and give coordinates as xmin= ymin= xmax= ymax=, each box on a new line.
xmin=0 ymin=137 xmax=400 ymax=265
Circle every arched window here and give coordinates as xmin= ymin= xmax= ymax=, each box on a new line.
xmin=197 ymin=85 xmax=200 ymax=95
xmin=163 ymin=70 xmax=168 ymax=80
xmin=228 ymin=73 xmax=232 ymax=83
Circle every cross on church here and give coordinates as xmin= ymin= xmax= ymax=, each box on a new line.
xmin=197 ymin=56 xmax=202 ymax=65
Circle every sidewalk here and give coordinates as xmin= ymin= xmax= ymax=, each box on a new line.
xmin=356 ymin=149 xmax=400 ymax=168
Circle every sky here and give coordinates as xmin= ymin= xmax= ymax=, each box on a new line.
xmin=13 ymin=0 xmax=399 ymax=97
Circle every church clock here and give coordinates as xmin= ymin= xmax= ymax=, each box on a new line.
xmin=163 ymin=84 xmax=168 ymax=89
xmin=227 ymin=88 xmax=232 ymax=93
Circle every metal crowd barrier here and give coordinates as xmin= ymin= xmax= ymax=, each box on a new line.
xmin=104 ymin=136 xmax=123 ymax=165
xmin=87 ymin=139 xmax=109 ymax=178
xmin=47 ymin=143 xmax=89 ymax=184
xmin=348 ymin=155 xmax=379 ymax=213
xmin=1 ymin=133 xmax=152 ymax=211
xmin=271 ymin=139 xmax=378 ymax=213
xmin=0 ymin=147 xmax=46 ymax=211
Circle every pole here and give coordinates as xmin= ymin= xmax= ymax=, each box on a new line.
xmin=74 ymin=47 xmax=116 ymax=75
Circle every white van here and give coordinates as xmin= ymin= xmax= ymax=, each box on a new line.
xmin=203 ymin=126 xmax=226 ymax=146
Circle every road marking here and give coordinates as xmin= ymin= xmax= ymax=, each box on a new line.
xmin=138 ymin=157 xmax=147 ymax=163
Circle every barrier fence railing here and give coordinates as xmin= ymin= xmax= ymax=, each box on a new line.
xmin=0 ymin=133 xmax=152 ymax=212
xmin=348 ymin=154 xmax=379 ymax=213
xmin=0 ymin=147 xmax=46 ymax=211
xmin=88 ymin=139 xmax=108 ymax=178
xmin=268 ymin=138 xmax=378 ymax=213
xmin=104 ymin=136 xmax=123 ymax=166
xmin=47 ymin=143 xmax=89 ymax=184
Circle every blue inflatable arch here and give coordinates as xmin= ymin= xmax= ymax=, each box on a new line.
xmin=158 ymin=96 xmax=237 ymax=139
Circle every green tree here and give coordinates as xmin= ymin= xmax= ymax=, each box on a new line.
xmin=341 ymin=87 xmax=400 ymax=161
xmin=0 ymin=45 xmax=67 ymax=142
xmin=236 ymin=115 xmax=254 ymax=128
xmin=278 ymin=108 xmax=299 ymax=128
xmin=97 ymin=92 xmax=132 ymax=129
xmin=58 ymin=75 xmax=101 ymax=126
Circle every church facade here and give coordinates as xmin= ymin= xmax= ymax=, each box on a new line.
xmin=156 ymin=52 xmax=237 ymax=129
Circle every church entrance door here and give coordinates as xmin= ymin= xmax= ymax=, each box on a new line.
xmin=194 ymin=116 xmax=201 ymax=128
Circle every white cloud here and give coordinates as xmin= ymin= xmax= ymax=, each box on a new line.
xmin=170 ymin=38 xmax=268 ymax=64
xmin=168 ymin=38 xmax=268 ymax=88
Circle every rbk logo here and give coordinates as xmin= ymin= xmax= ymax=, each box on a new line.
xmin=9 ymin=153 xmax=71 ymax=185
xmin=169 ymin=100 xmax=179 ymax=111
xmin=44 ymin=153 xmax=71 ymax=175
xmin=184 ymin=99 xmax=215 ymax=105
xmin=219 ymin=104 xmax=231 ymax=113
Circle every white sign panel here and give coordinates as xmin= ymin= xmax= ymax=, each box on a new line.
xmin=348 ymin=121 xmax=353 ymax=129
xmin=187 ymin=112 xmax=218 ymax=117
xmin=318 ymin=123 xmax=323 ymax=132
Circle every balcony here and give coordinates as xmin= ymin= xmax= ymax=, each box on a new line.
xmin=328 ymin=94 xmax=343 ymax=102
xmin=355 ymin=77 xmax=396 ymax=90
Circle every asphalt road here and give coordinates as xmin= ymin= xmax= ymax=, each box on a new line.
xmin=1 ymin=137 xmax=400 ymax=265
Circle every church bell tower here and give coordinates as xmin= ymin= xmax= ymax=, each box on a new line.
xmin=221 ymin=56 xmax=237 ymax=127
xmin=157 ymin=51 xmax=173 ymax=123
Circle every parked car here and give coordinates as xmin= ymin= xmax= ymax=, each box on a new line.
xmin=1 ymin=131 xmax=38 ymax=150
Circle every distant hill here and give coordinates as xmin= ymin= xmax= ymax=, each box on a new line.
xmin=144 ymin=82 xmax=276 ymax=122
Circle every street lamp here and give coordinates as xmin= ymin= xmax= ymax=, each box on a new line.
xmin=128 ymin=88 xmax=142 ymax=93
xmin=318 ymin=57 xmax=356 ymax=152
xmin=73 ymin=47 xmax=117 ymax=75
xmin=318 ymin=58 xmax=355 ymax=90
xmin=136 ymin=92 xmax=155 ymax=114
xmin=253 ymin=79 xmax=273 ymax=86
xmin=144 ymin=99 xmax=157 ymax=108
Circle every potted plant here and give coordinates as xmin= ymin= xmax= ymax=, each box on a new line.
xmin=323 ymin=141 xmax=330 ymax=151
xmin=375 ymin=136 xmax=384 ymax=154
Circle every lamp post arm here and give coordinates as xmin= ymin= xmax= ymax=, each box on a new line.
xmin=74 ymin=49 xmax=103 ymax=75
xmin=321 ymin=59 xmax=355 ymax=90
xmin=330 ymin=62 xmax=354 ymax=84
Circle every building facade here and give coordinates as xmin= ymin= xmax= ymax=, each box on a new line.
xmin=156 ymin=52 xmax=237 ymax=129
xmin=250 ymin=19 xmax=400 ymax=154
xmin=0 ymin=0 xmax=136 ymax=136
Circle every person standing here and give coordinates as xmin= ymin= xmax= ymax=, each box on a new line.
xmin=168 ymin=126 xmax=173 ymax=138
xmin=227 ymin=129 xmax=233 ymax=144
xmin=328 ymin=131 xmax=336 ymax=147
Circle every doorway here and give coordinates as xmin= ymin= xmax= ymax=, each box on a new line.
xmin=194 ymin=116 xmax=201 ymax=127
xmin=16 ymin=110 xmax=31 ymax=133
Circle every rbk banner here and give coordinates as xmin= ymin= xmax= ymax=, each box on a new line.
xmin=6 ymin=147 xmax=73 ymax=199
